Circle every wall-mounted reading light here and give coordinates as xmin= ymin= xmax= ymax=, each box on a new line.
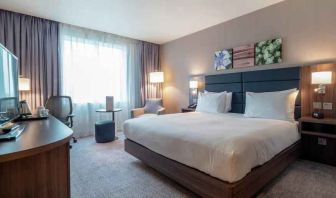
xmin=312 ymin=71 xmax=332 ymax=94
xmin=311 ymin=71 xmax=332 ymax=119
xmin=189 ymin=80 xmax=198 ymax=107
xmin=189 ymin=80 xmax=198 ymax=94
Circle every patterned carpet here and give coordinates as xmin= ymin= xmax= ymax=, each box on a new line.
xmin=71 ymin=135 xmax=336 ymax=198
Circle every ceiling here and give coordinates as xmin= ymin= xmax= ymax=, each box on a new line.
xmin=0 ymin=0 xmax=284 ymax=44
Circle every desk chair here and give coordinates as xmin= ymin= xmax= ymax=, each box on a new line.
xmin=45 ymin=96 xmax=77 ymax=143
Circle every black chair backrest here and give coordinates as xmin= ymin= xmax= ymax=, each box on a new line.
xmin=45 ymin=96 xmax=73 ymax=122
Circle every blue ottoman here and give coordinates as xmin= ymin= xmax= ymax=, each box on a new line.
xmin=95 ymin=120 xmax=115 ymax=143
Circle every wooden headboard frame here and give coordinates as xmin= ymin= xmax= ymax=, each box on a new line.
xmin=205 ymin=67 xmax=301 ymax=119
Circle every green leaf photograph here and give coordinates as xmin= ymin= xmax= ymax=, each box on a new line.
xmin=255 ymin=38 xmax=282 ymax=65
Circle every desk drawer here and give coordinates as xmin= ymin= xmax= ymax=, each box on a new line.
xmin=301 ymin=122 xmax=336 ymax=135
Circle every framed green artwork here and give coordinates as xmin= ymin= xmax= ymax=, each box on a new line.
xmin=255 ymin=38 xmax=282 ymax=65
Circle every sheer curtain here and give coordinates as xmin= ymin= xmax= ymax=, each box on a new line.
xmin=59 ymin=24 xmax=142 ymax=137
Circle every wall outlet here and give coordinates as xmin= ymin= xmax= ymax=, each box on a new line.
xmin=318 ymin=137 xmax=327 ymax=146
xmin=323 ymin=102 xmax=333 ymax=110
xmin=313 ymin=102 xmax=322 ymax=109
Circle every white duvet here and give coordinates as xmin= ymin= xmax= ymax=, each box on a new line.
xmin=124 ymin=112 xmax=300 ymax=183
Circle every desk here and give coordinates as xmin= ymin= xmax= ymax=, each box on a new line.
xmin=0 ymin=115 xmax=73 ymax=198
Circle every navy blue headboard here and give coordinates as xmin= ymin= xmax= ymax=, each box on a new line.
xmin=205 ymin=67 xmax=301 ymax=119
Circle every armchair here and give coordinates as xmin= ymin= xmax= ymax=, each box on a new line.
xmin=131 ymin=98 xmax=165 ymax=118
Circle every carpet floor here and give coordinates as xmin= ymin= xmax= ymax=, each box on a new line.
xmin=71 ymin=135 xmax=336 ymax=198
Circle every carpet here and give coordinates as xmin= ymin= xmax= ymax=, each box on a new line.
xmin=71 ymin=135 xmax=336 ymax=198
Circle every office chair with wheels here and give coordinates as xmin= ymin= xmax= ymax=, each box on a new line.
xmin=45 ymin=96 xmax=77 ymax=143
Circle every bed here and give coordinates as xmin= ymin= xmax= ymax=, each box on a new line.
xmin=124 ymin=67 xmax=302 ymax=198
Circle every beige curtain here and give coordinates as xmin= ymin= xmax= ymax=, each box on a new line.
xmin=0 ymin=9 xmax=160 ymax=110
xmin=140 ymin=41 xmax=162 ymax=105
xmin=0 ymin=9 xmax=60 ymax=110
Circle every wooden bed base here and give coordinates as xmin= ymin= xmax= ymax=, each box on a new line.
xmin=125 ymin=139 xmax=301 ymax=198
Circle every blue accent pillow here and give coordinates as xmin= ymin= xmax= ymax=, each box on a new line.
xmin=144 ymin=98 xmax=163 ymax=114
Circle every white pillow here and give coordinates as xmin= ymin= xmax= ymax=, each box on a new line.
xmin=196 ymin=92 xmax=226 ymax=113
xmin=244 ymin=89 xmax=299 ymax=122
xmin=204 ymin=90 xmax=232 ymax=113
xmin=287 ymin=90 xmax=299 ymax=121
xmin=225 ymin=92 xmax=232 ymax=112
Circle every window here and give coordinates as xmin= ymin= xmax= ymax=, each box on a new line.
xmin=58 ymin=24 xmax=142 ymax=137
xmin=61 ymin=38 xmax=127 ymax=104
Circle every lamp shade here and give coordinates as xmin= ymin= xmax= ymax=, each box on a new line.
xmin=189 ymin=80 xmax=198 ymax=89
xmin=311 ymin=71 xmax=332 ymax=84
xmin=19 ymin=77 xmax=30 ymax=91
xmin=149 ymin=72 xmax=164 ymax=83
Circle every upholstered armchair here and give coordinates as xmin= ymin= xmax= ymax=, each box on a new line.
xmin=131 ymin=98 xmax=165 ymax=118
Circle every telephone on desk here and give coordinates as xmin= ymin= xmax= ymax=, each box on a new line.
xmin=0 ymin=122 xmax=25 ymax=141
xmin=188 ymin=103 xmax=197 ymax=108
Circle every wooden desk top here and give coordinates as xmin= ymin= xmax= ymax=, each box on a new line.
xmin=0 ymin=115 xmax=73 ymax=163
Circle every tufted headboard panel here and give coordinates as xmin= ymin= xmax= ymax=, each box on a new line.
xmin=204 ymin=67 xmax=301 ymax=119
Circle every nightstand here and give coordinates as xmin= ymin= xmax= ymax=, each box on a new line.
xmin=299 ymin=116 xmax=336 ymax=166
xmin=181 ymin=107 xmax=196 ymax=113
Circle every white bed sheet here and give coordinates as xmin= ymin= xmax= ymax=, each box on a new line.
xmin=124 ymin=112 xmax=300 ymax=183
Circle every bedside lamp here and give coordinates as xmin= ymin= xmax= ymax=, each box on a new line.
xmin=149 ymin=72 xmax=164 ymax=99
xmin=19 ymin=77 xmax=30 ymax=91
xmin=18 ymin=77 xmax=32 ymax=115
xmin=312 ymin=71 xmax=332 ymax=94
xmin=149 ymin=72 xmax=164 ymax=83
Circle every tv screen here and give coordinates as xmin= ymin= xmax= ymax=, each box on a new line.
xmin=0 ymin=44 xmax=19 ymax=127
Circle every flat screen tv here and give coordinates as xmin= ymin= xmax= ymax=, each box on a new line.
xmin=0 ymin=43 xmax=19 ymax=127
